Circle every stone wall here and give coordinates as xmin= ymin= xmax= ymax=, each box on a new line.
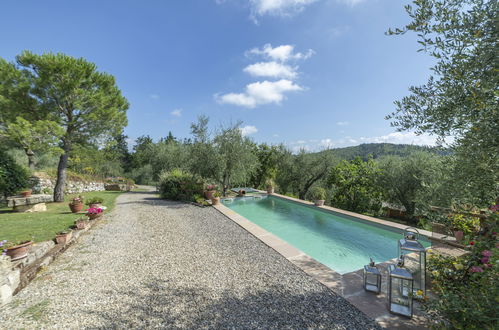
xmin=29 ymin=176 xmax=105 ymax=195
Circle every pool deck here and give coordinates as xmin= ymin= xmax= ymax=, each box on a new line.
xmin=214 ymin=193 xmax=467 ymax=329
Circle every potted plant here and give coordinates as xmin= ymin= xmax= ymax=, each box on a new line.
xmin=68 ymin=195 xmax=84 ymax=213
xmin=1 ymin=240 xmax=33 ymax=261
xmin=55 ymin=230 xmax=73 ymax=244
xmin=204 ymin=184 xmax=217 ymax=200
xmin=74 ymin=217 xmax=89 ymax=230
xmin=86 ymin=207 xmax=103 ymax=220
xmin=86 ymin=197 xmax=104 ymax=209
xmin=19 ymin=188 xmax=33 ymax=197
xmin=450 ymin=213 xmax=478 ymax=242
xmin=211 ymin=191 xmax=221 ymax=206
xmin=309 ymin=186 xmax=327 ymax=206
xmin=266 ymin=178 xmax=275 ymax=194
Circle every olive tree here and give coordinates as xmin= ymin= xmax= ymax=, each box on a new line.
xmin=213 ymin=123 xmax=258 ymax=195
xmin=1 ymin=117 xmax=63 ymax=170
xmin=0 ymin=51 xmax=128 ymax=201
xmin=387 ymin=0 xmax=499 ymax=205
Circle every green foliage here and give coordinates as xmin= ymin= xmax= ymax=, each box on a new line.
xmin=328 ymin=157 xmax=383 ymax=214
xmin=158 ymin=169 xmax=204 ymax=201
xmin=0 ymin=149 xmax=29 ymax=198
xmin=277 ymin=149 xmax=336 ymax=199
xmin=0 ymin=117 xmax=64 ymax=169
xmin=323 ymin=143 xmax=445 ymax=160
xmin=86 ymin=197 xmax=104 ymax=205
xmin=307 ymin=186 xmax=326 ymax=201
xmin=423 ymin=215 xmax=498 ymax=329
xmin=0 ymin=51 xmax=129 ymax=201
xmin=213 ymin=123 xmax=258 ymax=194
xmin=449 ymin=213 xmax=480 ymax=234
xmin=250 ymin=143 xmax=280 ymax=189
xmin=377 ymin=152 xmax=444 ymax=217
xmin=387 ymin=0 xmax=499 ymax=207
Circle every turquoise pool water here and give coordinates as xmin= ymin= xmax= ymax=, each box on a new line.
xmin=224 ymin=196 xmax=431 ymax=274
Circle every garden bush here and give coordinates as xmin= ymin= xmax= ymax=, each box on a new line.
xmin=422 ymin=212 xmax=498 ymax=329
xmin=307 ymin=186 xmax=326 ymax=201
xmin=0 ymin=149 xmax=29 ymax=198
xmin=158 ymin=169 xmax=204 ymax=201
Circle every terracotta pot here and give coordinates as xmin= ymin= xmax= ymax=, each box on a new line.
xmin=5 ymin=241 xmax=33 ymax=261
xmin=314 ymin=200 xmax=325 ymax=206
xmin=75 ymin=219 xmax=88 ymax=230
xmin=267 ymin=186 xmax=274 ymax=194
xmin=211 ymin=197 xmax=220 ymax=206
xmin=20 ymin=189 xmax=32 ymax=197
xmin=55 ymin=231 xmax=73 ymax=245
xmin=87 ymin=213 xmax=102 ymax=220
xmin=69 ymin=203 xmax=84 ymax=213
xmin=204 ymin=190 xmax=215 ymax=200
xmin=453 ymin=230 xmax=464 ymax=242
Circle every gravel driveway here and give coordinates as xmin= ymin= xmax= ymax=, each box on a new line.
xmin=0 ymin=189 xmax=379 ymax=329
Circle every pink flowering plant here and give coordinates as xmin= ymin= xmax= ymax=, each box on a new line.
xmin=69 ymin=195 xmax=84 ymax=205
xmin=422 ymin=212 xmax=498 ymax=328
xmin=86 ymin=207 xmax=103 ymax=215
xmin=206 ymin=184 xmax=217 ymax=191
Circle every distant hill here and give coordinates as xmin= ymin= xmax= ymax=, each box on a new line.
xmin=318 ymin=143 xmax=449 ymax=161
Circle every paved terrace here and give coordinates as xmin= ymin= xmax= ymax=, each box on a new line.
xmin=0 ymin=189 xmax=379 ymax=329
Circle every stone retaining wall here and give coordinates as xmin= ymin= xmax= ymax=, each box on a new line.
xmin=30 ymin=176 xmax=105 ymax=195
xmin=0 ymin=218 xmax=103 ymax=306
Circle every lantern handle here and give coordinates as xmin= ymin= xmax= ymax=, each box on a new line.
xmin=403 ymin=227 xmax=420 ymax=240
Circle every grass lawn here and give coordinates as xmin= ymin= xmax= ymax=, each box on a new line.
xmin=0 ymin=191 xmax=122 ymax=244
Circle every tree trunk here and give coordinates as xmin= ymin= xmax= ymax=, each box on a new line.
xmin=53 ymin=142 xmax=71 ymax=202
xmin=25 ymin=149 xmax=35 ymax=171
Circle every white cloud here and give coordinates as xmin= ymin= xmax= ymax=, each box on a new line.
xmin=240 ymin=125 xmax=258 ymax=136
xmin=248 ymin=44 xmax=314 ymax=62
xmin=273 ymin=133 xmax=280 ymax=137
xmin=336 ymin=121 xmax=349 ymax=126
xmin=170 ymin=109 xmax=182 ymax=117
xmin=357 ymin=132 xmax=442 ymax=146
xmin=319 ymin=138 xmax=334 ymax=148
xmin=216 ymin=79 xmax=303 ymax=108
xmin=243 ymin=61 xmax=298 ymax=79
xmin=150 ymin=94 xmax=160 ymax=99
xmin=337 ymin=0 xmax=366 ymax=6
xmin=249 ymin=0 xmax=318 ymax=17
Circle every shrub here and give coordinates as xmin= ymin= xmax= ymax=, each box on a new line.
xmin=421 ymin=213 xmax=498 ymax=328
xmin=158 ymin=169 xmax=204 ymax=201
xmin=0 ymin=149 xmax=30 ymax=198
xmin=86 ymin=197 xmax=104 ymax=205
xmin=308 ymin=186 xmax=326 ymax=201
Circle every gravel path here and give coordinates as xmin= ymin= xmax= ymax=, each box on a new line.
xmin=0 ymin=189 xmax=380 ymax=329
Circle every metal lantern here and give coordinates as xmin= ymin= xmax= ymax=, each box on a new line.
xmin=398 ymin=227 xmax=427 ymax=295
xmin=388 ymin=264 xmax=414 ymax=318
xmin=363 ymin=258 xmax=381 ymax=293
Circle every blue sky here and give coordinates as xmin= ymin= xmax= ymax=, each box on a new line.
xmin=0 ymin=0 xmax=437 ymax=151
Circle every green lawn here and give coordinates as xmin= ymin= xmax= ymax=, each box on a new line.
xmin=0 ymin=191 xmax=122 ymax=244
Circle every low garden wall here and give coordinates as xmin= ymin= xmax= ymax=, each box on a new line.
xmin=29 ymin=176 xmax=105 ymax=195
xmin=0 ymin=218 xmax=104 ymax=306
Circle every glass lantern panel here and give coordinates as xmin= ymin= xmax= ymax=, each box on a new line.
xmin=390 ymin=278 xmax=413 ymax=317
xmin=401 ymin=251 xmax=425 ymax=293
xmin=366 ymin=273 xmax=379 ymax=285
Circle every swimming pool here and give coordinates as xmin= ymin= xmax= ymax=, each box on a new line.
xmin=223 ymin=196 xmax=431 ymax=274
